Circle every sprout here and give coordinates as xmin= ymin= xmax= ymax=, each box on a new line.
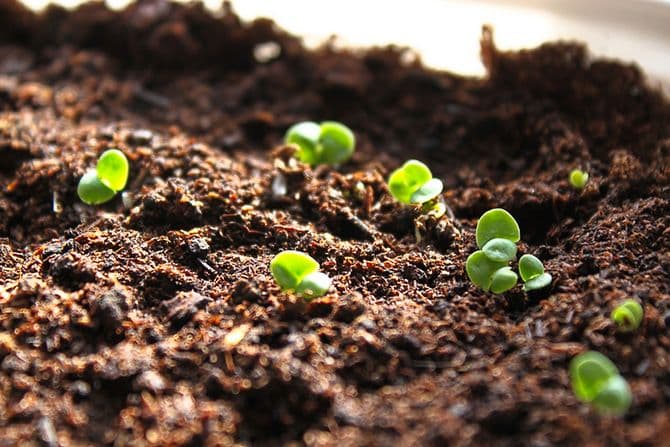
xmin=285 ymin=121 xmax=355 ymax=166
xmin=569 ymin=169 xmax=589 ymax=190
xmin=611 ymin=299 xmax=643 ymax=332
xmin=387 ymin=159 xmax=443 ymax=205
xmin=77 ymin=149 xmax=129 ymax=205
xmin=570 ymin=351 xmax=632 ymax=416
xmin=270 ymin=250 xmax=331 ymax=299
xmin=519 ymin=254 xmax=552 ymax=291
xmin=466 ymin=209 xmax=551 ymax=294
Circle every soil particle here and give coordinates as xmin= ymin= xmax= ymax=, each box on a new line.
xmin=0 ymin=0 xmax=669 ymax=446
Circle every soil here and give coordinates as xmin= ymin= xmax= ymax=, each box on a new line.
xmin=0 ymin=1 xmax=669 ymax=446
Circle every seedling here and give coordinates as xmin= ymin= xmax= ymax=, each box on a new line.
xmin=611 ymin=299 xmax=643 ymax=332
xmin=387 ymin=159 xmax=443 ymax=205
xmin=570 ymin=351 xmax=632 ymax=415
xmin=270 ymin=250 xmax=331 ymax=299
xmin=569 ymin=169 xmax=589 ymax=190
xmin=519 ymin=254 xmax=552 ymax=291
xmin=77 ymin=149 xmax=129 ymax=205
xmin=285 ymin=121 xmax=355 ymax=166
xmin=466 ymin=209 xmax=551 ymax=294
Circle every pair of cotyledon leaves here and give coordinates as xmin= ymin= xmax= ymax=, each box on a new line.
xmin=77 ymin=149 xmax=129 ymax=205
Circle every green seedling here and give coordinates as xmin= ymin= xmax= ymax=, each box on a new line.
xmin=569 ymin=169 xmax=589 ymax=190
xmin=466 ymin=209 xmax=551 ymax=294
xmin=519 ymin=254 xmax=552 ymax=291
xmin=387 ymin=159 xmax=443 ymax=205
xmin=77 ymin=149 xmax=129 ymax=205
xmin=285 ymin=121 xmax=355 ymax=166
xmin=570 ymin=351 xmax=632 ymax=416
xmin=270 ymin=250 xmax=331 ymax=299
xmin=611 ymin=299 xmax=643 ymax=332
xmin=466 ymin=209 xmax=520 ymax=293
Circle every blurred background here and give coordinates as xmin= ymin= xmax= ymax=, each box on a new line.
xmin=17 ymin=0 xmax=670 ymax=89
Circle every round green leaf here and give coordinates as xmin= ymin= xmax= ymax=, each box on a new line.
xmin=388 ymin=160 xmax=434 ymax=204
xmin=475 ymin=208 xmax=520 ymax=248
xmin=482 ymin=238 xmax=518 ymax=263
xmin=318 ymin=121 xmax=355 ymax=165
xmin=296 ymin=271 xmax=331 ymax=300
xmin=489 ymin=266 xmax=518 ymax=294
xmin=522 ymin=272 xmax=552 ymax=291
xmin=570 ymin=351 xmax=619 ymax=403
xmin=77 ymin=170 xmax=116 ymax=205
xmin=270 ymin=250 xmax=320 ymax=291
xmin=611 ymin=299 xmax=643 ymax=332
xmin=465 ymin=250 xmax=506 ymax=292
xmin=591 ymin=375 xmax=632 ymax=416
xmin=96 ymin=149 xmax=129 ymax=192
xmin=569 ymin=169 xmax=589 ymax=190
xmin=285 ymin=121 xmax=320 ymax=165
xmin=410 ymin=178 xmax=443 ymax=204
xmin=519 ymin=254 xmax=544 ymax=281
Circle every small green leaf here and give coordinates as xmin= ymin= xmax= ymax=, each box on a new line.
xmin=611 ymin=299 xmax=643 ymax=332
xmin=96 ymin=149 xmax=129 ymax=192
xmin=522 ymin=272 xmax=552 ymax=291
xmin=465 ymin=250 xmax=506 ymax=292
xmin=295 ymin=271 xmax=331 ymax=299
xmin=570 ymin=351 xmax=619 ymax=403
xmin=475 ymin=208 xmax=520 ymax=248
xmin=77 ymin=170 xmax=116 ymax=205
xmin=318 ymin=121 xmax=355 ymax=165
xmin=591 ymin=375 xmax=632 ymax=416
xmin=388 ymin=160 xmax=437 ymax=205
xmin=489 ymin=266 xmax=518 ymax=294
xmin=482 ymin=238 xmax=517 ymax=263
xmin=270 ymin=250 xmax=320 ymax=291
xmin=410 ymin=178 xmax=443 ymax=204
xmin=285 ymin=121 xmax=320 ymax=165
xmin=519 ymin=254 xmax=544 ymax=281
xmin=569 ymin=169 xmax=589 ymax=190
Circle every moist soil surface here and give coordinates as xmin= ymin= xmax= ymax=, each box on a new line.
xmin=0 ymin=1 xmax=669 ymax=446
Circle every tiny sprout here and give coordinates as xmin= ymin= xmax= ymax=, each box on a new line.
xmin=285 ymin=121 xmax=355 ymax=166
xmin=270 ymin=250 xmax=331 ymax=299
xmin=519 ymin=254 xmax=552 ymax=291
xmin=570 ymin=351 xmax=632 ymax=415
xmin=611 ymin=299 xmax=643 ymax=332
xmin=77 ymin=149 xmax=129 ymax=205
xmin=569 ymin=169 xmax=589 ymax=190
xmin=387 ymin=159 xmax=443 ymax=205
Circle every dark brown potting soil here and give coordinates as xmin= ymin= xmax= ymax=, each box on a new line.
xmin=0 ymin=1 xmax=669 ymax=445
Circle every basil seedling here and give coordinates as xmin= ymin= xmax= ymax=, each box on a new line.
xmin=569 ymin=169 xmax=589 ymax=190
xmin=285 ymin=121 xmax=355 ymax=166
xmin=387 ymin=159 xmax=443 ymax=205
xmin=611 ymin=299 xmax=643 ymax=332
xmin=518 ymin=254 xmax=552 ymax=291
xmin=77 ymin=149 xmax=129 ymax=205
xmin=570 ymin=351 xmax=632 ymax=415
xmin=466 ymin=209 xmax=551 ymax=294
xmin=270 ymin=250 xmax=331 ymax=299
